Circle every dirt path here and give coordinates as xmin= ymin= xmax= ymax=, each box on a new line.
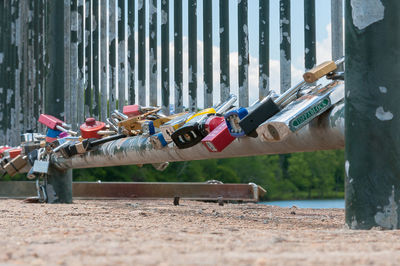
xmin=0 ymin=199 xmax=399 ymax=265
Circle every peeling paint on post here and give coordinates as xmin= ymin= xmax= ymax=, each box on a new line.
xmin=14 ymin=0 xmax=23 ymax=142
xmin=64 ymin=0 xmax=71 ymax=124
xmin=84 ymin=0 xmax=92 ymax=118
xmin=118 ymin=0 xmax=126 ymax=110
xmin=109 ymin=0 xmax=117 ymax=111
xmin=0 ymin=1 xmax=7 ymax=144
xmin=188 ymin=0 xmax=197 ymax=112
xmin=238 ymin=0 xmax=249 ymax=107
xmin=174 ymin=0 xmax=183 ymax=113
xmin=280 ymin=0 xmax=291 ymax=93
xmin=100 ymin=0 xmax=108 ymax=119
xmin=259 ymin=0 xmax=269 ymax=99
xmin=71 ymin=0 xmax=79 ymax=129
xmin=92 ymin=0 xmax=100 ymax=118
xmin=149 ymin=0 xmax=157 ymax=107
xmin=220 ymin=0 xmax=230 ymax=102
xmin=127 ymin=0 xmax=135 ymax=106
xmin=45 ymin=0 xmax=64 ymax=120
xmin=304 ymin=0 xmax=316 ymax=71
xmin=345 ymin=0 xmax=400 ymax=229
xmin=27 ymin=0 xmax=35 ymax=131
xmin=161 ymin=0 xmax=170 ymax=114
xmin=331 ymin=0 xmax=343 ymax=71
xmin=203 ymin=0 xmax=213 ymax=108
xmin=138 ymin=0 xmax=146 ymax=106
xmin=77 ymin=0 xmax=85 ymax=126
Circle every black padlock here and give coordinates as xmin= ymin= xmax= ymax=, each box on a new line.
xmin=239 ymin=81 xmax=307 ymax=137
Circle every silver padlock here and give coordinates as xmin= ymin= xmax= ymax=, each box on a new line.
xmin=257 ymin=80 xmax=344 ymax=142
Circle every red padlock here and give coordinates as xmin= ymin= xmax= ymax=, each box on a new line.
xmin=80 ymin=118 xmax=106 ymax=139
xmin=123 ymin=105 xmax=141 ymax=117
xmin=203 ymin=116 xmax=225 ymax=134
xmin=8 ymin=148 xmax=22 ymax=158
xmin=38 ymin=114 xmax=64 ymax=129
xmin=201 ymin=122 xmax=236 ymax=152
xmin=0 ymin=146 xmax=11 ymax=158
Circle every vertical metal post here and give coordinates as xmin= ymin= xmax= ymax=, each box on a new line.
xmin=27 ymin=0 xmax=35 ymax=131
xmin=345 ymin=0 xmax=400 ymax=229
xmin=259 ymin=0 xmax=269 ymax=99
xmin=21 ymin=0 xmax=28 ymax=133
xmin=85 ymin=0 xmax=92 ymax=117
xmin=0 ymin=1 xmax=7 ymax=144
xmin=70 ymin=0 xmax=79 ymax=129
xmin=100 ymin=0 xmax=108 ymax=119
xmin=331 ymin=0 xmax=343 ymax=71
xmin=45 ymin=0 xmax=65 ymax=119
xmin=118 ymin=0 xmax=126 ymax=110
xmin=109 ymin=0 xmax=117 ymax=111
xmin=15 ymin=0 xmax=23 ymax=141
xmin=203 ymin=0 xmax=213 ymax=108
xmin=161 ymin=0 xmax=170 ymax=114
xmin=219 ymin=0 xmax=230 ymax=102
xmin=174 ymin=0 xmax=183 ymax=113
xmin=279 ymin=0 xmax=291 ymax=93
xmin=304 ymin=0 xmax=316 ymax=71
xmin=188 ymin=0 xmax=197 ymax=112
xmin=46 ymin=0 xmax=73 ymax=203
xmin=238 ymin=0 xmax=249 ymax=107
xmin=64 ymin=0 xmax=71 ymax=123
xmin=92 ymin=0 xmax=100 ymax=118
xmin=149 ymin=0 xmax=157 ymax=107
xmin=77 ymin=0 xmax=85 ymax=125
xmin=138 ymin=0 xmax=146 ymax=106
xmin=127 ymin=0 xmax=135 ymax=106
xmin=9 ymin=0 xmax=19 ymax=144
xmin=127 ymin=0 xmax=135 ymax=105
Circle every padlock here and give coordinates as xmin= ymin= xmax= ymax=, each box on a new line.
xmin=0 ymin=146 xmax=11 ymax=158
xmin=32 ymin=160 xmax=50 ymax=175
xmin=201 ymin=122 xmax=236 ymax=152
xmin=303 ymin=57 xmax=344 ymax=83
xmin=202 ymin=116 xmax=225 ymax=134
xmin=141 ymin=121 xmax=155 ymax=136
xmin=160 ymin=112 xmax=194 ymax=142
xmin=152 ymin=162 xmax=169 ymax=171
xmin=38 ymin=114 xmax=77 ymax=135
xmin=80 ymin=117 xmax=106 ymax=139
xmin=22 ymin=141 xmax=46 ymax=155
xmin=4 ymin=155 xmax=28 ymax=177
xmin=117 ymin=108 xmax=161 ymax=136
xmin=21 ymin=133 xmax=46 ymax=143
xmin=224 ymin=107 xmax=249 ymax=137
xmin=8 ymin=148 xmax=22 ymax=159
xmin=257 ymin=80 xmax=344 ymax=142
xmin=46 ymin=128 xmax=62 ymax=138
xmin=123 ymin=104 xmax=142 ymax=117
xmin=171 ymin=95 xmax=237 ymax=149
xmin=149 ymin=132 xmax=168 ymax=150
xmin=58 ymin=131 xmax=70 ymax=138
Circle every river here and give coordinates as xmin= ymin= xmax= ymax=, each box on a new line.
xmin=260 ymin=199 xmax=344 ymax=209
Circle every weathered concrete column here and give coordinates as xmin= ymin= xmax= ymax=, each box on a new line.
xmin=345 ymin=0 xmax=400 ymax=229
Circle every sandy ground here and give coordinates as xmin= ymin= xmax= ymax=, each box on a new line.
xmin=0 ymin=199 xmax=400 ymax=266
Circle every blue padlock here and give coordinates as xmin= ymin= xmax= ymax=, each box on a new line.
xmin=224 ymin=107 xmax=248 ymax=137
xmin=142 ymin=121 xmax=155 ymax=136
xmin=149 ymin=132 xmax=168 ymax=150
xmin=46 ymin=128 xmax=62 ymax=138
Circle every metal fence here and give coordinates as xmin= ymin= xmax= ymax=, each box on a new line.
xmin=0 ymin=0 xmax=343 ymax=146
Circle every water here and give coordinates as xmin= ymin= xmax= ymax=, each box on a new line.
xmin=260 ymin=199 xmax=344 ymax=209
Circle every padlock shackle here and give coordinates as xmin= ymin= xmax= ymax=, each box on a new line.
xmin=215 ymin=94 xmax=237 ymax=115
xmin=275 ymin=80 xmax=307 ymax=106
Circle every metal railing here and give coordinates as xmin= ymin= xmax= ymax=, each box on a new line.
xmin=0 ymin=0 xmax=343 ymax=146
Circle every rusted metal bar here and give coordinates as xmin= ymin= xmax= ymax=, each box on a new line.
xmin=174 ymin=0 xmax=183 ymax=113
xmin=54 ymin=103 xmax=345 ymax=170
xmin=149 ymin=0 xmax=157 ymax=107
xmin=188 ymin=0 xmax=197 ymax=112
xmin=0 ymin=181 xmax=265 ymax=202
xmin=203 ymin=0 xmax=213 ymax=108
xmin=127 ymin=0 xmax=135 ymax=105
xmin=118 ymin=0 xmax=126 ymax=110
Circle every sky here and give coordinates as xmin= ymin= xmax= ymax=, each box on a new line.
xmin=127 ymin=0 xmax=342 ymax=108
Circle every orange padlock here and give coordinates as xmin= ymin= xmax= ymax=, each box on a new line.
xmin=80 ymin=118 xmax=106 ymax=139
xmin=8 ymin=148 xmax=22 ymax=158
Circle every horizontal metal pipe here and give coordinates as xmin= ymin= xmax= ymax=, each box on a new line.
xmin=53 ymin=102 xmax=345 ymax=170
